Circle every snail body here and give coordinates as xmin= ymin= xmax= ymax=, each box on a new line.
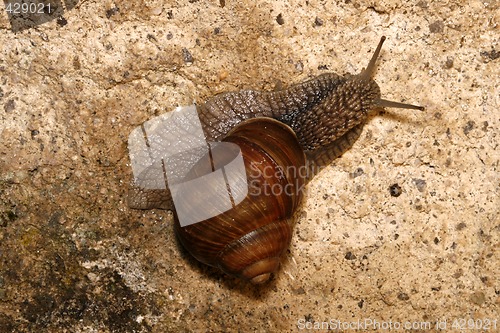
xmin=128 ymin=37 xmax=423 ymax=283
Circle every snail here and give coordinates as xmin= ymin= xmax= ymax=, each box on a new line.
xmin=128 ymin=36 xmax=424 ymax=284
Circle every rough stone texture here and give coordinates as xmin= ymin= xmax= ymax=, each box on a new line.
xmin=0 ymin=0 xmax=498 ymax=332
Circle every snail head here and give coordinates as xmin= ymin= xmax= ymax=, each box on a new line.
xmin=355 ymin=36 xmax=425 ymax=112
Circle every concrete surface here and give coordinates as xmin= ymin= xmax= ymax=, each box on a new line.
xmin=0 ymin=0 xmax=498 ymax=332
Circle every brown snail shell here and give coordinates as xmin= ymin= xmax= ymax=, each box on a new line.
xmin=128 ymin=37 xmax=424 ymax=283
xmin=173 ymin=117 xmax=306 ymax=284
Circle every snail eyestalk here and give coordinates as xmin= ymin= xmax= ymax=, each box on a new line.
xmin=360 ymin=36 xmax=386 ymax=80
xmin=376 ymin=98 xmax=425 ymax=111
xmin=359 ymin=36 xmax=424 ymax=111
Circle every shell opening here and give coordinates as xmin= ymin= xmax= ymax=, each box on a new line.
xmin=241 ymin=257 xmax=281 ymax=284
xmin=250 ymin=273 xmax=272 ymax=285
